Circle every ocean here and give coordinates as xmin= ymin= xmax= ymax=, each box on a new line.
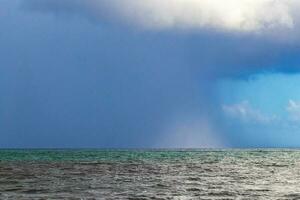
xmin=0 ymin=149 xmax=300 ymax=199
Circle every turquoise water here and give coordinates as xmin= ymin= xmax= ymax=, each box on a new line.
xmin=1 ymin=149 xmax=300 ymax=199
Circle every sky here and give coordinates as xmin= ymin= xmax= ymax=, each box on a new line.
xmin=2 ymin=0 xmax=300 ymax=148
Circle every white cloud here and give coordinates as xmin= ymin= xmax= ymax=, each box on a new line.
xmin=26 ymin=0 xmax=300 ymax=34
xmin=223 ymin=100 xmax=300 ymax=127
xmin=103 ymin=0 xmax=295 ymax=32
xmin=286 ymin=100 xmax=300 ymax=122
xmin=223 ymin=101 xmax=275 ymax=123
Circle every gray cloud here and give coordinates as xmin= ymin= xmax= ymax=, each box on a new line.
xmin=6 ymin=0 xmax=300 ymax=147
xmin=22 ymin=0 xmax=300 ymax=78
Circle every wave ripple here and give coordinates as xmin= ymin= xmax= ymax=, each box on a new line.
xmin=0 ymin=149 xmax=300 ymax=199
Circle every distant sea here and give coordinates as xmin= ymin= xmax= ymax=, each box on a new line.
xmin=1 ymin=149 xmax=300 ymax=199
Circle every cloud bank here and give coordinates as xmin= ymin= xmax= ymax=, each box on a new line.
xmin=105 ymin=0 xmax=296 ymax=32
xmin=224 ymin=100 xmax=300 ymax=126
xmin=24 ymin=0 xmax=299 ymax=33
xmin=23 ymin=0 xmax=300 ymax=78
xmin=222 ymin=101 xmax=276 ymax=124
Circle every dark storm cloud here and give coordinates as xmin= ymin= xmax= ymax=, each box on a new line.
xmin=1 ymin=2 xmax=222 ymax=147
xmin=2 ymin=0 xmax=300 ymax=147
xmin=22 ymin=0 xmax=300 ymax=78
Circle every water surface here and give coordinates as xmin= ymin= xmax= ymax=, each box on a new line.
xmin=0 ymin=149 xmax=300 ymax=199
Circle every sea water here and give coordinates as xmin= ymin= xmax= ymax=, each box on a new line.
xmin=0 ymin=149 xmax=300 ymax=199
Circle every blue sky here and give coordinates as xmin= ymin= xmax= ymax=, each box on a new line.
xmin=2 ymin=0 xmax=300 ymax=148
xmin=219 ymin=74 xmax=300 ymax=147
